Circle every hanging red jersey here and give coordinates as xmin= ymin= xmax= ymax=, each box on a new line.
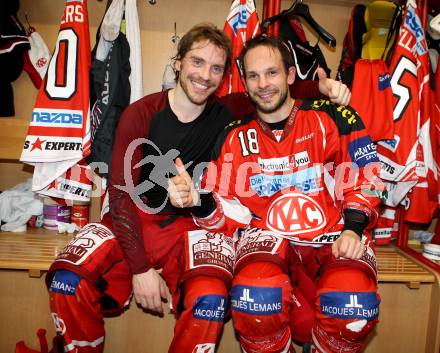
xmin=216 ymin=0 xmax=260 ymax=96
xmin=20 ymin=0 xmax=92 ymax=202
xmin=376 ymin=0 xmax=436 ymax=215
xmin=350 ymin=59 xmax=394 ymax=142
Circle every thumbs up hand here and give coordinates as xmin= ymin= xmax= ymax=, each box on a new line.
xmin=168 ymin=158 xmax=199 ymax=208
xmin=317 ymin=67 xmax=351 ymax=106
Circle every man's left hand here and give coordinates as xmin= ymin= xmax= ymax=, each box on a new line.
xmin=332 ymin=230 xmax=365 ymax=260
xmin=317 ymin=67 xmax=351 ymax=106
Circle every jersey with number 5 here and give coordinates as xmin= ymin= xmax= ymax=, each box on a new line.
xmin=376 ymin=1 xmax=432 ymax=186
xmin=375 ymin=0 xmax=437 ymax=217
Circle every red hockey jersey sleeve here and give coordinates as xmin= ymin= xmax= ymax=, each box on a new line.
xmin=303 ymin=100 xmax=382 ymax=228
xmin=108 ymin=100 xmax=153 ymax=274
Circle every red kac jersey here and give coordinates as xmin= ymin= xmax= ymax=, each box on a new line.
xmin=196 ymin=100 xmax=382 ymax=245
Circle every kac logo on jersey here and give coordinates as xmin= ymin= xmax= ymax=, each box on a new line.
xmin=320 ymin=292 xmax=380 ymax=320
xmin=266 ymin=193 xmax=326 ymax=236
xmin=349 ymin=136 xmax=379 ymax=168
xmin=193 ymin=295 xmax=227 ymax=322
xmin=231 ymin=285 xmax=282 ymax=315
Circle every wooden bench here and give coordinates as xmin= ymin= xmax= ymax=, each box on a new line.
xmin=0 ymin=229 xmax=72 ymax=277
xmin=0 ymin=231 xmax=439 ymax=353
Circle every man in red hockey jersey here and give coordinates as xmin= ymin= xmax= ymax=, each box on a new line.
xmin=169 ymin=36 xmax=382 ymax=353
xmin=47 ymin=23 xmax=353 ymax=353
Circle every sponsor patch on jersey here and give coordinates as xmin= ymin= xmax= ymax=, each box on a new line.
xmin=312 ymin=232 xmax=342 ymax=243
xmin=320 ymin=292 xmax=380 ymax=320
xmin=187 ymin=230 xmax=234 ymax=277
xmin=49 ymin=270 xmax=81 ymax=295
xmin=226 ymin=3 xmax=250 ymax=35
xmin=378 ymin=73 xmax=391 ymax=90
xmin=258 ymin=156 xmax=292 ymax=172
xmin=307 ymin=99 xmax=364 ymax=135
xmin=23 ymin=137 xmax=83 ymax=153
xmin=249 ymin=165 xmax=322 ymax=197
xmin=56 ymin=178 xmax=92 ymax=199
xmin=293 ymin=151 xmax=310 ymax=167
xmin=404 ymin=5 xmax=428 ymax=55
xmin=266 ymin=193 xmax=326 ymax=236
xmin=295 ymin=132 xmax=314 ymax=143
xmin=377 ymin=135 xmax=400 ymax=153
xmin=54 ymin=224 xmax=115 ymax=265
xmin=372 ymin=228 xmax=392 ymax=238
xmin=193 ymin=295 xmax=227 ymax=322
xmin=379 ymin=158 xmax=400 ymax=178
xmin=231 ymin=285 xmax=282 ymax=315
xmin=236 ymin=228 xmax=284 ymax=263
xmin=349 ymin=136 xmax=379 ymax=167
xmin=31 ymin=108 xmax=83 ymax=128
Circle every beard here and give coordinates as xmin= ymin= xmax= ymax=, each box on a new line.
xmin=178 ymin=73 xmax=216 ymax=106
xmin=249 ymin=87 xmax=289 ymax=114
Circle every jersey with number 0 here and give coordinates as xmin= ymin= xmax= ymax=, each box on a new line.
xmin=195 ymin=100 xmax=382 ymax=245
xmin=375 ymin=0 xmax=436 ymax=209
xmin=20 ymin=0 xmax=91 ymax=198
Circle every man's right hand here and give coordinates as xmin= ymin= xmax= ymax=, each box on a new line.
xmin=168 ymin=157 xmax=199 ymax=208
xmin=132 ymin=268 xmax=167 ymax=315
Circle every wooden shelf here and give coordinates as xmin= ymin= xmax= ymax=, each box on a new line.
xmin=0 ymin=228 xmax=436 ymax=285
xmin=0 ymin=229 xmax=72 ymax=275
xmin=376 ymin=246 xmax=436 ymax=284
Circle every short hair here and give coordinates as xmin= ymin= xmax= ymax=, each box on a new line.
xmin=174 ymin=23 xmax=232 ymax=79
xmin=238 ymin=35 xmax=295 ymax=77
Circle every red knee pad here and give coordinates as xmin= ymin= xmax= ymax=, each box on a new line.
xmin=169 ymin=276 xmax=228 ymax=353
xmin=315 ymin=267 xmax=380 ymax=351
xmin=183 ymin=276 xmax=228 ymax=315
xmin=230 ymin=262 xmax=294 ymax=353
xmin=48 ymin=270 xmax=104 ymax=352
